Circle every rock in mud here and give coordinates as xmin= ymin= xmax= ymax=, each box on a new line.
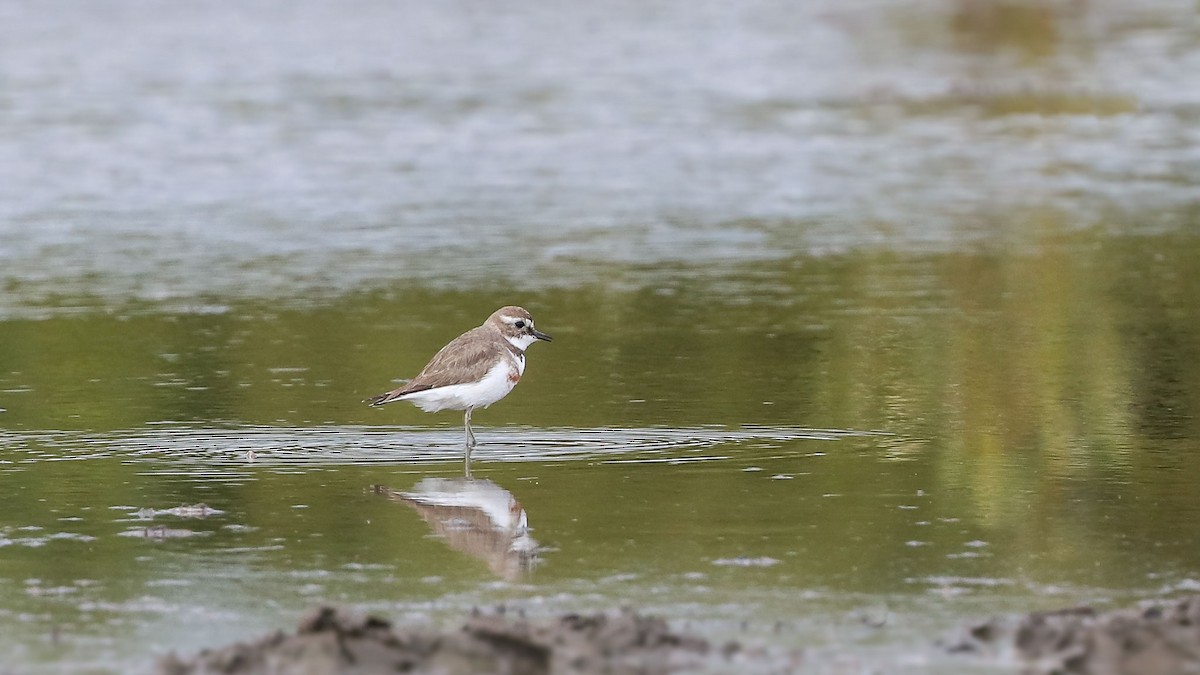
xmin=157 ymin=606 xmax=759 ymax=675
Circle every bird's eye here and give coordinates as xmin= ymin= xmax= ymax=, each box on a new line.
xmin=515 ymin=320 xmax=526 ymax=329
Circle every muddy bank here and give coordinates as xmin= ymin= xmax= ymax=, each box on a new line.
xmin=157 ymin=606 xmax=786 ymax=675
xmin=160 ymin=596 xmax=1200 ymax=674
xmin=947 ymin=594 xmax=1200 ymax=674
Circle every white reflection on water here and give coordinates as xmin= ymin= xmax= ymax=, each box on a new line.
xmin=376 ymin=478 xmax=539 ymax=582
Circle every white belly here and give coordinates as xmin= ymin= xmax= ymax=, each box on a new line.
xmin=402 ymin=359 xmax=518 ymax=412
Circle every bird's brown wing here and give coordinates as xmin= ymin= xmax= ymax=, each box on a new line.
xmin=366 ymin=327 xmax=501 ymax=406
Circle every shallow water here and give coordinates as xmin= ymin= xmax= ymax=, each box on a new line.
xmin=2 ymin=0 xmax=1200 ymax=672
xmin=4 ymin=244 xmax=1200 ymax=672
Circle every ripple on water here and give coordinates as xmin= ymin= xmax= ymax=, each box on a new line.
xmin=0 ymin=425 xmax=883 ymax=477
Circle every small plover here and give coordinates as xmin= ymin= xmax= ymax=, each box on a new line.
xmin=366 ymin=306 xmax=552 ymax=463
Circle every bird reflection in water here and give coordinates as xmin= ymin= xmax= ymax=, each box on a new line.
xmin=373 ymin=477 xmax=539 ymax=581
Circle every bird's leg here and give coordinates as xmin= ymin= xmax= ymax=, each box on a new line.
xmin=463 ymin=407 xmax=476 ymax=477
xmin=464 ymin=407 xmax=476 ymax=449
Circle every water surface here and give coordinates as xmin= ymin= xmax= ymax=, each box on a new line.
xmin=1 ymin=0 xmax=1200 ymax=672
xmin=4 ymin=238 xmax=1200 ymax=672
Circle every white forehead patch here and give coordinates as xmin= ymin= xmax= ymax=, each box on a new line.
xmin=500 ymin=314 xmax=530 ymax=325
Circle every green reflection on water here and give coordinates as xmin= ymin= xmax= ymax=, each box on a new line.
xmin=1 ymin=230 xmax=1199 ymax=669
xmin=8 ymin=230 xmax=1197 ymax=441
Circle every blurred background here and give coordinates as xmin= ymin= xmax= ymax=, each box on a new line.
xmin=1 ymin=0 xmax=1199 ymax=672
xmin=1 ymin=0 xmax=1197 ymax=313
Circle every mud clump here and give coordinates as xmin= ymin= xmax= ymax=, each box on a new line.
xmin=948 ymin=595 xmax=1200 ymax=674
xmin=161 ymin=595 xmax=1200 ymax=674
xmin=157 ymin=606 xmax=761 ymax=675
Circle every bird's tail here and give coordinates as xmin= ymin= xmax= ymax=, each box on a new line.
xmin=364 ymin=390 xmax=404 ymax=406
xmin=365 ymin=380 xmax=430 ymax=407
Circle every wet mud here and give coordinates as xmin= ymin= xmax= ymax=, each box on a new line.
xmin=160 ymin=596 xmax=1200 ymax=675
xmin=157 ymin=606 xmax=779 ymax=675
xmin=947 ymin=594 xmax=1200 ymax=674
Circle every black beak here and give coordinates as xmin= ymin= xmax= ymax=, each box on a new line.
xmin=533 ymin=328 xmax=553 ymax=342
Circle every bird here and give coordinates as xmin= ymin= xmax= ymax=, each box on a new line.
xmin=366 ymin=306 xmax=552 ymax=466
